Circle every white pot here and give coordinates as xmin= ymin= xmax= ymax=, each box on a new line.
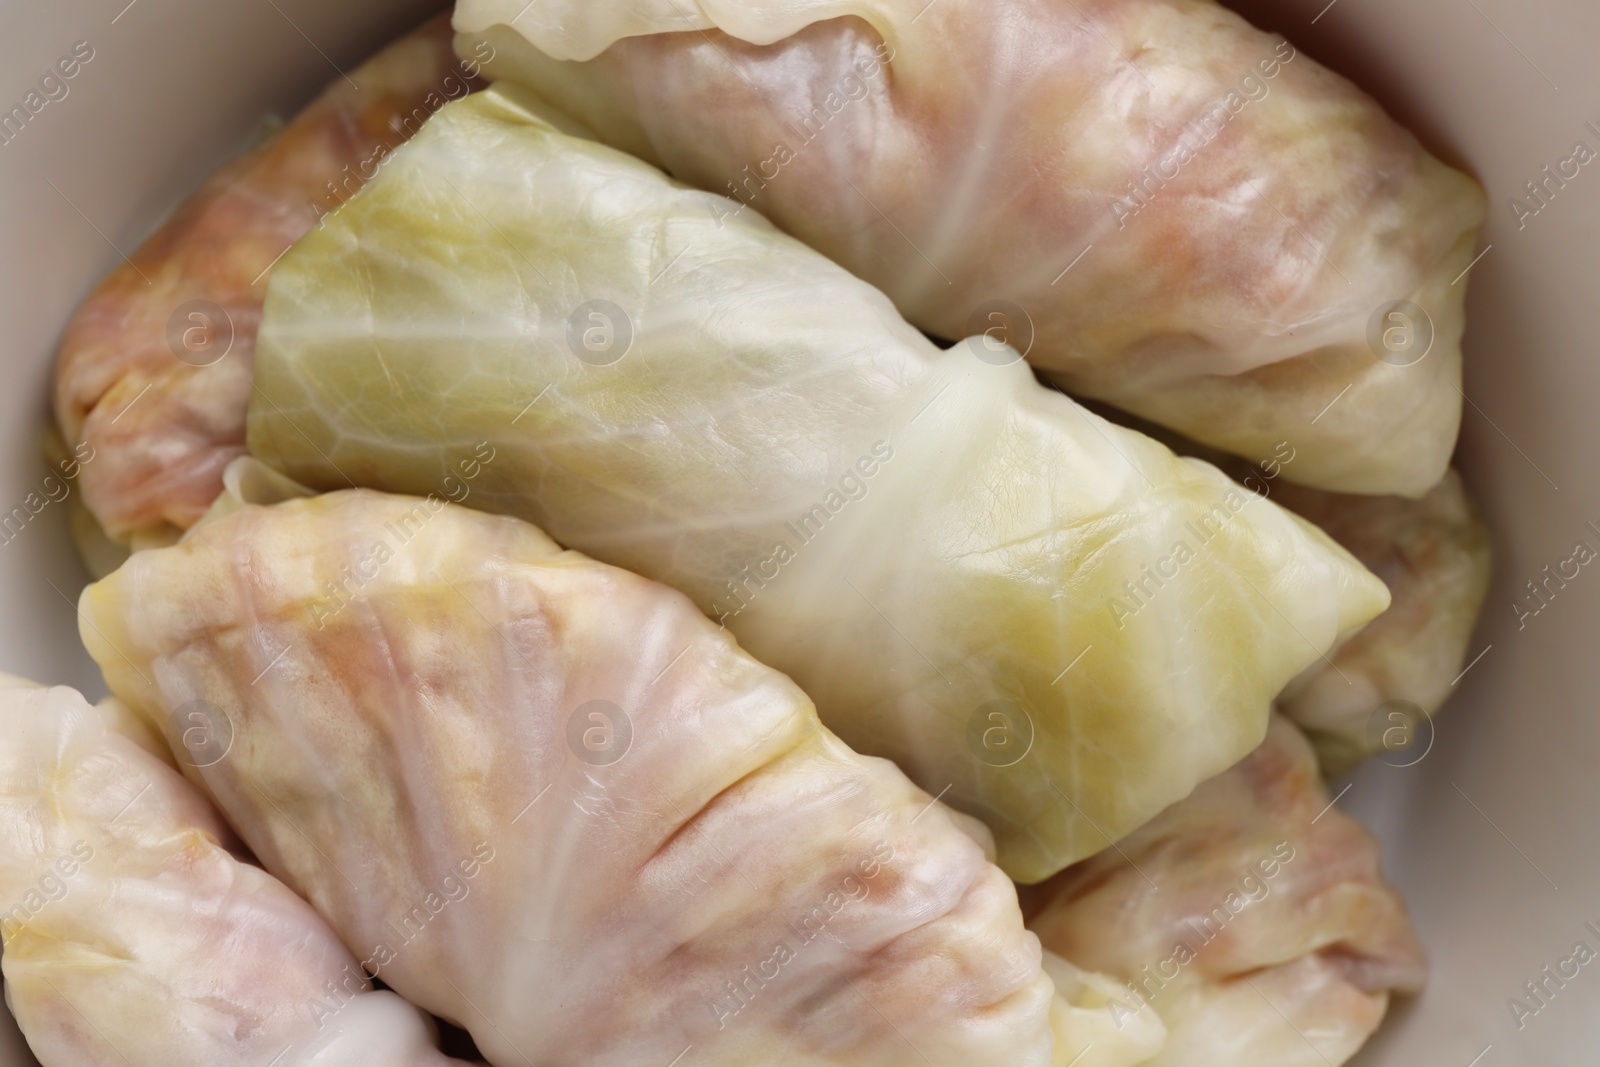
xmin=0 ymin=0 xmax=1593 ymax=1063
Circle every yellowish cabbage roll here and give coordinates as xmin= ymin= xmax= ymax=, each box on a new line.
xmin=245 ymin=85 xmax=1389 ymax=881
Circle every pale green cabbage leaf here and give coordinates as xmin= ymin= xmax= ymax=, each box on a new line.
xmin=247 ymin=85 xmax=1389 ymax=882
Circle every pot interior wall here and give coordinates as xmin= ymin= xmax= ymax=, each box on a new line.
xmin=2 ymin=0 xmax=1597 ymax=1063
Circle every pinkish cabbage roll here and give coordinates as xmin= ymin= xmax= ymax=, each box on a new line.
xmin=1023 ymin=715 xmax=1426 ymax=1066
xmin=0 ymin=678 xmax=472 ymax=1067
xmin=454 ymin=0 xmax=1486 ymax=496
xmin=49 ymin=15 xmax=483 ymax=566
xmin=81 ymin=474 xmax=1163 ymax=1066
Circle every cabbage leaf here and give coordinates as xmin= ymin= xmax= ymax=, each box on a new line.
xmin=247 ymin=85 xmax=1389 ymax=881
xmin=0 ymin=679 xmax=469 ymax=1067
xmin=454 ymin=0 xmax=1486 ymax=496
xmin=80 ymin=479 xmax=1146 ymax=1067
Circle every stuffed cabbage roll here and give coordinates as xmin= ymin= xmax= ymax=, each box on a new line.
xmin=452 ymin=0 xmax=1487 ymax=497
xmin=0 ymin=678 xmax=472 ymax=1067
xmin=81 ymin=475 xmax=1171 ymax=1067
xmin=1022 ymin=715 xmax=1427 ymax=1066
xmin=246 ymin=84 xmax=1389 ymax=882
xmin=1268 ymin=471 xmax=1491 ymax=775
xmin=49 ymin=14 xmax=484 ymax=565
